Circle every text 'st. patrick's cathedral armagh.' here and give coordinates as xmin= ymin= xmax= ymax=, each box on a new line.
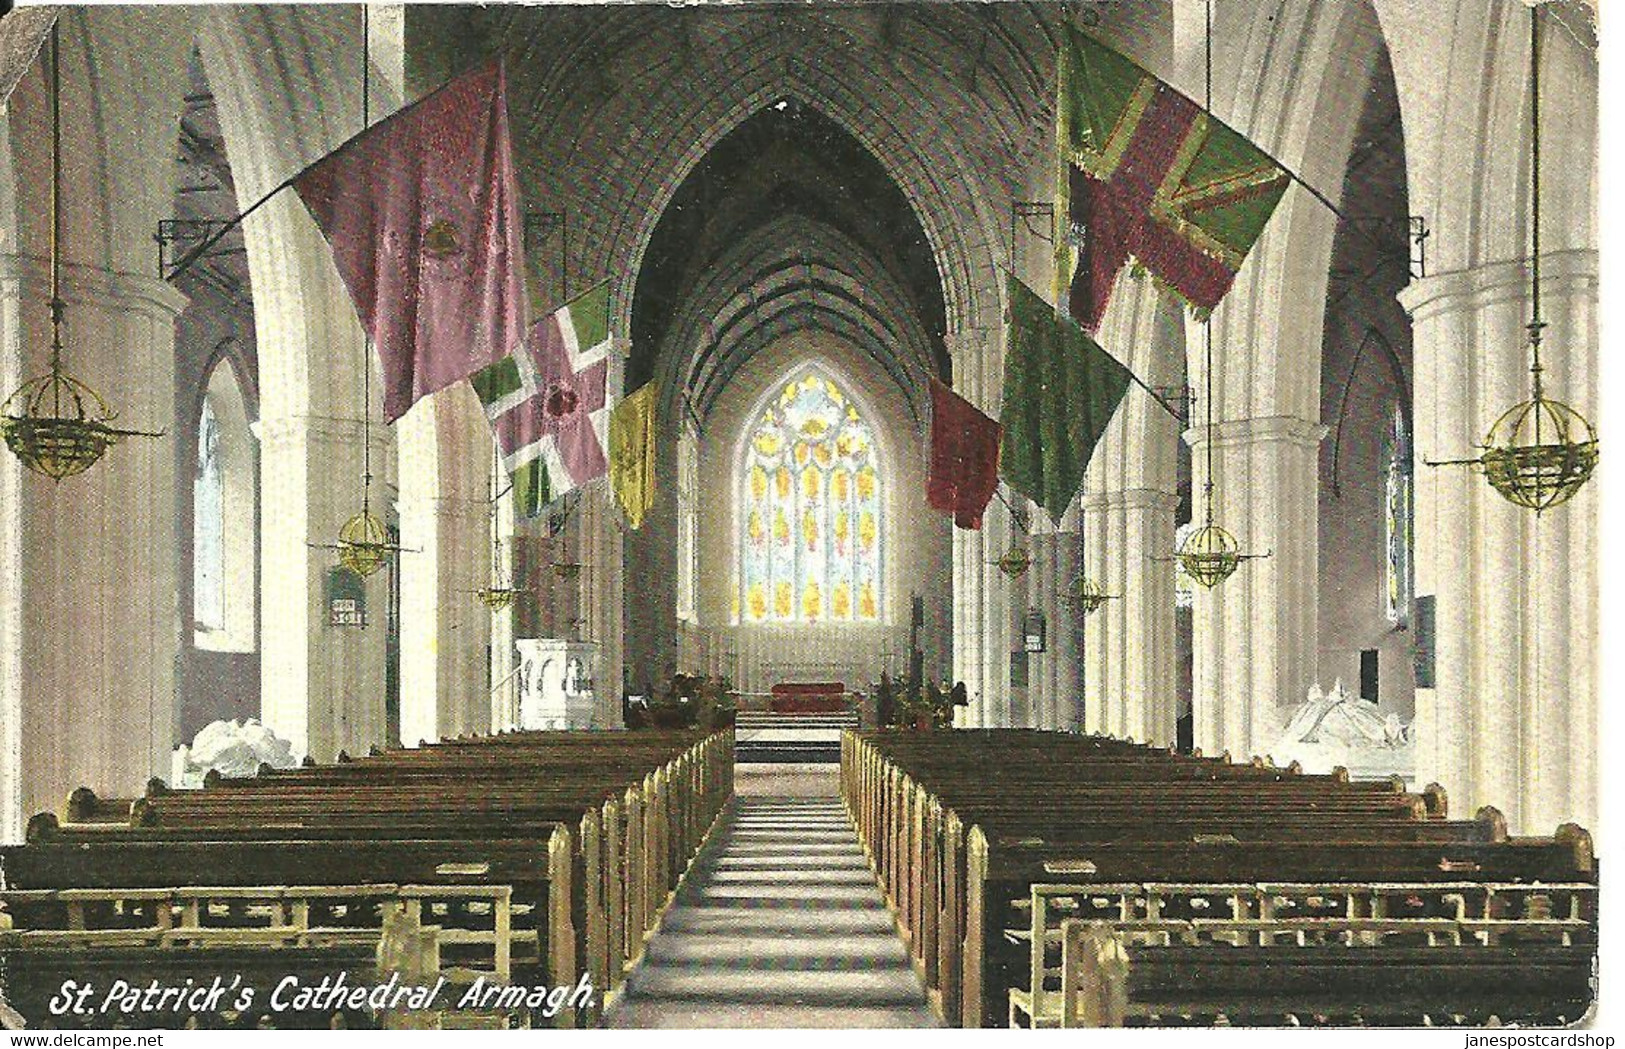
xmin=0 ymin=0 xmax=1601 ymax=1032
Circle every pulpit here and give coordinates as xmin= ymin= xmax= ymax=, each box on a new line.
xmin=515 ymin=638 xmax=598 ymax=729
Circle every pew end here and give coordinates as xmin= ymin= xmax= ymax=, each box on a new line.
xmin=1554 ymin=823 xmax=1595 ymax=878
xmin=1475 ymin=806 xmax=1509 ymax=843
xmin=24 ymin=812 xmax=57 ymax=843
xmin=1423 ymin=783 xmax=1448 ymax=818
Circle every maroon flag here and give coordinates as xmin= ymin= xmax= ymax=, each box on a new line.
xmin=927 ymin=379 xmax=1002 ymax=530
xmin=294 ymin=60 xmax=526 ymax=423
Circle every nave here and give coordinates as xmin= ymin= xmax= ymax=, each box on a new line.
xmin=605 ymin=768 xmax=938 ymax=1028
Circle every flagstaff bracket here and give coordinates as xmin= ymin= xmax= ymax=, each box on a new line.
xmin=1010 ymin=201 xmax=1056 ymax=281
xmin=1151 ymin=384 xmax=1194 ymax=425
xmin=1331 ymin=215 xmax=1429 ymax=280
xmin=156 ymin=219 xmax=243 ymax=282
xmin=526 ymin=210 xmax=567 ymax=303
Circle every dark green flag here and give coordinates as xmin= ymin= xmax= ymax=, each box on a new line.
xmin=1000 ymin=275 xmax=1133 ymax=521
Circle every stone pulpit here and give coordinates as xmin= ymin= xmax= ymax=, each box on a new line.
xmin=515 ymin=638 xmax=599 ymax=729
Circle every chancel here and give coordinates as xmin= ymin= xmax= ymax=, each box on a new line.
xmin=0 ymin=0 xmax=1600 ymax=1031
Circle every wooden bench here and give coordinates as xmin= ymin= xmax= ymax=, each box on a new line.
xmin=840 ymin=729 xmax=1598 ymax=1028
xmin=1020 ymin=880 xmax=1596 ymax=1027
xmin=1 ymin=728 xmax=734 ymax=1029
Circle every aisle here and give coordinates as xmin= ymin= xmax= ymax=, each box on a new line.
xmin=603 ymin=767 xmax=940 ymax=1028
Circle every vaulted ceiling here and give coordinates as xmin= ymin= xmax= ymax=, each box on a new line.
xmin=628 ymin=98 xmax=947 ymax=421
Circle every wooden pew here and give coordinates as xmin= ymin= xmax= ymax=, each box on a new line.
xmin=840 ymin=729 xmax=1598 ymax=1029
xmin=3 ymin=729 xmax=733 ymax=1029
xmin=1026 ymin=879 xmax=1596 ymax=1027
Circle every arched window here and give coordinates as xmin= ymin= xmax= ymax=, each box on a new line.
xmin=193 ymin=397 xmax=224 ymax=632
xmin=192 ymin=361 xmax=257 ymax=651
xmin=1384 ymin=403 xmax=1413 ymax=626
xmin=736 ymin=370 xmax=882 ymax=624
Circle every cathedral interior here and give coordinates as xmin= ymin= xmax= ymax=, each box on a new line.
xmin=0 ymin=0 xmax=1602 ymax=1031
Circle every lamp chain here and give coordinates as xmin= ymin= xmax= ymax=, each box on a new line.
xmin=360 ymin=2 xmax=373 ymax=518
xmin=1202 ymin=0 xmax=1216 ymax=528
xmin=1528 ymin=5 xmax=1545 ymax=428
xmin=48 ymin=23 xmax=64 ymax=416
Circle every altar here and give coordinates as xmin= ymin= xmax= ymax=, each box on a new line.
xmin=516 ymin=638 xmax=599 ymax=730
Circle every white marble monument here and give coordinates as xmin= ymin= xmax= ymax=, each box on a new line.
xmin=516 ymin=639 xmax=600 ymax=730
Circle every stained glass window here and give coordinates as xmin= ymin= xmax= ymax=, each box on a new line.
xmin=1384 ymin=404 xmax=1414 ymax=626
xmin=737 ymin=371 xmax=882 ymax=624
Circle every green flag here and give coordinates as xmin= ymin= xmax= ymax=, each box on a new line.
xmin=1000 ymin=275 xmax=1133 ymax=521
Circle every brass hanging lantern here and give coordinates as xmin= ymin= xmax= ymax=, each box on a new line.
xmin=1175 ymin=522 xmax=1242 ymax=589
xmin=1478 ymin=384 xmax=1597 ymax=511
xmin=2 ymin=24 xmax=161 ymax=480
xmin=472 ymin=450 xmax=524 ymax=609
xmin=1154 ymin=3 xmax=1265 ymax=591
xmin=992 ymin=544 xmax=1032 ymax=578
xmin=308 ymin=14 xmax=411 ymax=589
xmin=1066 ymin=574 xmax=1118 ymax=615
xmin=1428 ymin=7 xmax=1597 ymax=510
xmin=335 ymin=509 xmax=392 ymax=578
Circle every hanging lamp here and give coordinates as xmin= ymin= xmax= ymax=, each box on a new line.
xmin=474 ymin=445 xmax=523 ymax=609
xmin=1427 ymin=5 xmax=1597 ymax=510
xmin=991 ymin=544 xmax=1032 ymax=578
xmin=1 ymin=23 xmax=162 ymax=480
xmin=1171 ymin=0 xmax=1267 ymax=589
xmin=311 ymin=5 xmax=407 ymax=580
xmin=1066 ymin=574 xmax=1118 ymax=616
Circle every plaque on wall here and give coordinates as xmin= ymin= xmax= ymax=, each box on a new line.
xmin=326 ymin=567 xmax=367 ymax=628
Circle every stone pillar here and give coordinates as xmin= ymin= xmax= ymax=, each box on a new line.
xmin=1186 ymin=416 xmax=1323 ymax=762
xmin=396 ymin=389 xmax=493 ymax=746
xmin=0 ymin=260 xmax=185 ymax=828
xmin=1403 ymin=251 xmax=1597 ymax=834
xmin=257 ymin=414 xmax=391 ymax=761
xmin=1025 ymin=524 xmax=1083 ymax=731
xmin=947 ymin=327 xmax=1009 ymax=728
xmin=489 ymin=480 xmax=519 ymax=732
xmin=581 ymin=337 xmax=627 ymax=730
xmin=1081 ymin=488 xmax=1180 ymax=744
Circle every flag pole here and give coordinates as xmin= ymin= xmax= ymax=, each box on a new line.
xmin=163 ymin=173 xmax=300 ymax=282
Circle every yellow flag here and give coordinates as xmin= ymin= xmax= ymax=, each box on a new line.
xmin=609 ymin=381 xmax=658 ymax=530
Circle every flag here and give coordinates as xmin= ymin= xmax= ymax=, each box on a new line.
xmin=0 ymin=7 xmax=56 ymax=108
xmin=471 ymin=282 xmax=611 ymax=518
xmin=610 ymin=381 xmax=658 ymax=530
xmin=927 ymin=378 xmax=1002 ymax=531
xmin=1000 ymin=276 xmax=1132 ymax=522
xmin=1057 ymin=26 xmax=1289 ymax=330
xmin=293 ymin=59 xmax=526 ymax=423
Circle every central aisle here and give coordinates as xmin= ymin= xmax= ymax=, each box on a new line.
xmin=603 ymin=764 xmax=940 ymax=1028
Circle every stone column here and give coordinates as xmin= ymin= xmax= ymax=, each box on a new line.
xmin=257 ymin=413 xmax=391 ymax=761
xmin=1025 ymin=523 xmax=1083 ymax=731
xmin=947 ymin=327 xmax=1009 ymax=728
xmin=0 ymin=260 xmax=185 ymax=827
xmin=580 ymin=337 xmax=627 ymax=730
xmin=1081 ymin=488 xmax=1180 ymax=744
xmin=489 ymin=479 xmax=519 ymax=732
xmin=395 ymin=387 xmax=493 ymax=746
xmin=1403 ymin=251 xmax=1597 ymax=834
xmin=1186 ymin=416 xmax=1323 ymax=762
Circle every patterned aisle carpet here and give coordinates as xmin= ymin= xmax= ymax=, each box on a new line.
xmin=603 ymin=768 xmax=940 ymax=1029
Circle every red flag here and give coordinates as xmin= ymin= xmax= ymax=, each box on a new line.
xmin=927 ymin=379 xmax=1002 ymax=530
xmin=294 ymin=60 xmax=526 ymax=422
